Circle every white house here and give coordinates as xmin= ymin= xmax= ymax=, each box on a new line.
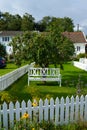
xmin=0 ymin=31 xmax=87 ymax=56
xmin=62 ymin=31 xmax=87 ymax=55
xmin=0 ymin=31 xmax=23 ymax=54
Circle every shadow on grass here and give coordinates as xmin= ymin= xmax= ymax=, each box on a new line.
xmin=36 ymin=81 xmax=60 ymax=86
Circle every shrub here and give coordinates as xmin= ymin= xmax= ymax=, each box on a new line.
xmin=77 ymin=53 xmax=86 ymax=59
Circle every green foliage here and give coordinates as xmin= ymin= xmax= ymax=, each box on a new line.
xmin=2 ymin=119 xmax=87 ymax=130
xmin=10 ymin=115 xmax=39 ymax=130
xmin=0 ymin=12 xmax=35 ymax=31
xmin=21 ymin=13 xmax=35 ymax=31
xmin=73 ymin=53 xmax=86 ymax=61
xmin=9 ymin=31 xmax=35 ymax=66
xmin=47 ymin=17 xmax=74 ymax=32
xmin=0 ymin=12 xmax=22 ymax=31
xmin=48 ymin=24 xmax=75 ymax=67
xmin=0 ymin=43 xmax=7 ymax=57
xmin=0 ymin=11 xmax=74 ymax=32
xmin=0 ymin=91 xmax=12 ymax=103
xmin=16 ymin=31 xmax=74 ymax=68
xmin=77 ymin=53 xmax=86 ymax=58
xmin=39 ymin=121 xmax=55 ymax=130
xmin=30 ymin=32 xmax=52 ymax=67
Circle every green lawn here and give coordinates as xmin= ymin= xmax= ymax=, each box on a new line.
xmin=0 ymin=63 xmax=18 ymax=76
xmin=0 ymin=61 xmax=29 ymax=76
xmin=0 ymin=62 xmax=87 ymax=103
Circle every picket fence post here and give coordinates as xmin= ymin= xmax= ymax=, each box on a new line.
xmin=15 ymin=101 xmax=20 ymax=121
xmin=70 ymin=96 xmax=74 ymax=122
xmin=60 ymin=97 xmax=64 ymax=124
xmin=65 ymin=96 xmax=69 ymax=124
xmin=50 ymin=98 xmax=54 ymax=121
xmin=39 ymin=99 xmax=43 ymax=122
xmin=44 ymin=98 xmax=49 ymax=121
xmin=9 ymin=102 xmax=14 ymax=128
xmin=84 ymin=95 xmax=87 ymax=121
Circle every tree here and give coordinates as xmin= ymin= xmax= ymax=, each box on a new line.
xmin=21 ymin=13 xmax=35 ymax=31
xmin=10 ymin=30 xmax=75 ymax=68
xmin=62 ymin=17 xmax=74 ymax=32
xmin=48 ymin=21 xmax=75 ymax=68
xmin=9 ymin=31 xmax=36 ymax=66
xmin=0 ymin=43 xmax=7 ymax=57
xmin=47 ymin=17 xmax=74 ymax=32
xmin=7 ymin=14 xmax=22 ymax=31
xmin=29 ymin=32 xmax=52 ymax=67
xmin=35 ymin=16 xmax=52 ymax=32
xmin=28 ymin=31 xmax=75 ymax=68
xmin=0 ymin=12 xmax=22 ymax=31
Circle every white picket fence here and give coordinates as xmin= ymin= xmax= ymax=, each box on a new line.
xmin=0 ymin=95 xmax=87 ymax=129
xmin=73 ymin=58 xmax=87 ymax=71
xmin=0 ymin=62 xmax=35 ymax=91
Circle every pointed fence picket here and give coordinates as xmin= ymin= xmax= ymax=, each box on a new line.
xmin=0 ymin=95 xmax=87 ymax=129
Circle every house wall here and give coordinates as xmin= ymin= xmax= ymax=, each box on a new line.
xmin=74 ymin=42 xmax=86 ymax=55
xmin=0 ymin=36 xmax=13 ymax=54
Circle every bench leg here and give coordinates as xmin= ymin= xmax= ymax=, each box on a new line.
xmin=59 ymin=80 xmax=61 ymax=87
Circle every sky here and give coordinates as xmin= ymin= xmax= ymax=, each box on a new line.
xmin=0 ymin=0 xmax=87 ymax=34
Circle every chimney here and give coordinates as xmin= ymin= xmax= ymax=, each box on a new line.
xmin=77 ymin=24 xmax=79 ymax=31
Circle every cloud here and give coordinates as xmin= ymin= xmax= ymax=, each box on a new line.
xmin=0 ymin=0 xmax=87 ymax=34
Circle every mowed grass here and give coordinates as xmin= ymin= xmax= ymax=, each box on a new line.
xmin=0 ymin=61 xmax=29 ymax=76
xmin=0 ymin=62 xmax=87 ymax=103
xmin=0 ymin=63 xmax=18 ymax=76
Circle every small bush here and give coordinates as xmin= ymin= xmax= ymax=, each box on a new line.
xmin=39 ymin=121 xmax=55 ymax=130
xmin=73 ymin=53 xmax=86 ymax=61
xmin=77 ymin=53 xmax=86 ymax=59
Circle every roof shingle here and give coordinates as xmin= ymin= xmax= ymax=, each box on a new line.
xmin=0 ymin=31 xmax=23 ymax=36
xmin=62 ymin=31 xmax=87 ymax=43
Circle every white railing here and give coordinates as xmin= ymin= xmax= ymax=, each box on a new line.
xmin=79 ymin=58 xmax=87 ymax=64
xmin=0 ymin=62 xmax=35 ymax=91
xmin=73 ymin=61 xmax=87 ymax=71
xmin=0 ymin=95 xmax=87 ymax=129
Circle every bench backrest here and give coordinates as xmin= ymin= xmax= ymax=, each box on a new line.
xmin=28 ymin=68 xmax=60 ymax=77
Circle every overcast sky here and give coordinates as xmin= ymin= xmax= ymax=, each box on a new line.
xmin=0 ymin=0 xmax=87 ymax=34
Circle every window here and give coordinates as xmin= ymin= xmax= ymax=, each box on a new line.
xmin=2 ymin=37 xmax=9 ymax=42
xmin=77 ymin=46 xmax=80 ymax=51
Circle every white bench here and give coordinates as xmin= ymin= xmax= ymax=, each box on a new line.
xmin=28 ymin=68 xmax=61 ymax=86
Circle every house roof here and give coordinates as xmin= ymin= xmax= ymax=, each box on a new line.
xmin=0 ymin=31 xmax=23 ymax=36
xmin=62 ymin=31 xmax=87 ymax=43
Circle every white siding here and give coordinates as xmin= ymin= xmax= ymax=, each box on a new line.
xmin=0 ymin=36 xmax=13 ymax=54
xmin=74 ymin=42 xmax=86 ymax=55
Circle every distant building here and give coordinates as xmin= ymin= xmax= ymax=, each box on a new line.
xmin=0 ymin=31 xmax=23 ymax=54
xmin=62 ymin=31 xmax=87 ymax=55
